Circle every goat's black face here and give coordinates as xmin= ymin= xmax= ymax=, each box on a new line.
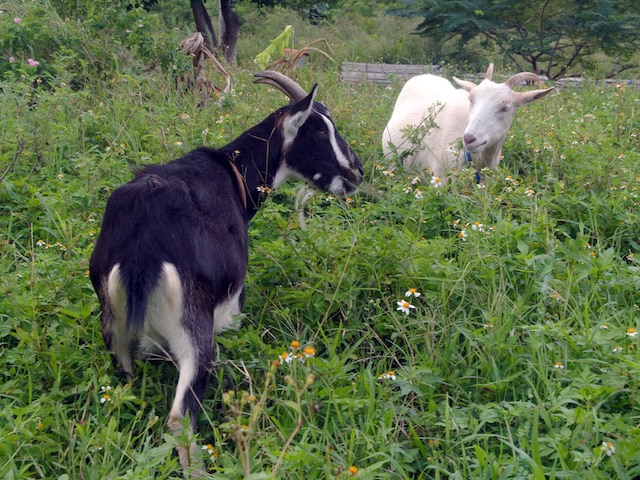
xmin=280 ymin=87 xmax=363 ymax=196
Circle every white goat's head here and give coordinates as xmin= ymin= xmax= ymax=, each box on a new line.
xmin=453 ymin=64 xmax=554 ymax=161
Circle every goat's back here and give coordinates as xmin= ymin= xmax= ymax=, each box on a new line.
xmin=89 ymin=147 xmax=248 ymax=330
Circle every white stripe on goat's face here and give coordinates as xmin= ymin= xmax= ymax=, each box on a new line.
xmin=279 ymin=90 xmax=363 ymax=196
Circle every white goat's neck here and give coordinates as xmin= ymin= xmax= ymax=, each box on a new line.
xmin=470 ymin=138 xmax=504 ymax=171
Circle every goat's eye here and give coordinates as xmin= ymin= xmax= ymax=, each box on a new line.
xmin=318 ymin=129 xmax=327 ymax=136
xmin=499 ymin=104 xmax=510 ymax=113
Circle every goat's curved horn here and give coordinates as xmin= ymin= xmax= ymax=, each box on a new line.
xmin=505 ymin=72 xmax=541 ymax=89
xmin=485 ymin=63 xmax=494 ymax=80
xmin=254 ymin=70 xmax=308 ymax=103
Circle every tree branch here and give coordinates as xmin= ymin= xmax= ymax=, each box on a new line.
xmin=0 ymin=139 xmax=24 ymax=183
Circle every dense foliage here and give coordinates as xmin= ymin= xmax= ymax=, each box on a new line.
xmin=1 ymin=1 xmax=639 ymax=478
xmin=392 ymin=0 xmax=640 ymax=79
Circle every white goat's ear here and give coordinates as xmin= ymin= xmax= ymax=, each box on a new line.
xmin=452 ymin=76 xmax=477 ymax=92
xmin=515 ymin=86 xmax=555 ymax=107
xmin=285 ymin=84 xmax=317 ymax=131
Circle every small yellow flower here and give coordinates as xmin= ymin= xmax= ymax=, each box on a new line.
xmin=601 ymin=441 xmax=616 ymax=456
xmin=378 ymin=371 xmax=396 ymax=381
xmin=404 ymin=288 xmax=421 ymax=298
xmin=553 ymin=362 xmax=564 ymax=369
xmin=303 ymin=346 xmax=316 ymax=358
xmin=626 ymin=328 xmax=638 ymax=338
xmin=202 ymin=443 xmax=214 ymax=453
xmin=348 ymin=466 xmax=359 ymax=475
xmin=290 ymin=340 xmax=300 ymax=349
xmin=396 ymin=300 xmax=415 ymax=315
xmin=279 ymin=352 xmax=292 ymax=364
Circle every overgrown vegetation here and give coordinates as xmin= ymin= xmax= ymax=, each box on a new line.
xmin=1 ymin=1 xmax=639 ymax=478
xmin=391 ymin=0 xmax=640 ymax=79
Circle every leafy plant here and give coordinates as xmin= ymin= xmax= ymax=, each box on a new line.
xmin=253 ymin=25 xmax=334 ymax=71
xmin=391 ymin=0 xmax=640 ymax=79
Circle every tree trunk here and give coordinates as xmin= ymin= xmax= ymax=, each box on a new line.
xmin=218 ymin=0 xmax=240 ymax=65
xmin=191 ymin=0 xmax=218 ymax=50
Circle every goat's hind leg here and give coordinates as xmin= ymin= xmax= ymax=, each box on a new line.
xmin=101 ymin=265 xmax=136 ymax=377
xmin=165 ymin=316 xmax=213 ymax=478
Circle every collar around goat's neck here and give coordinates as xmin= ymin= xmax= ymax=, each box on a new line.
xmin=229 ymin=160 xmax=247 ymax=210
xmin=465 ymin=149 xmax=482 ymax=184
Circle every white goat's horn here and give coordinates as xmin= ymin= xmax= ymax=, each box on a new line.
xmin=485 ymin=63 xmax=494 ymax=80
xmin=505 ymin=72 xmax=540 ymax=89
xmin=254 ymin=70 xmax=308 ymax=103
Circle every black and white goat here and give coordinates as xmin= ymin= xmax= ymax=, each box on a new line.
xmin=89 ymin=71 xmax=362 ymax=472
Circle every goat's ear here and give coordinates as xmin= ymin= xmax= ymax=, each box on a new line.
xmin=515 ymin=86 xmax=555 ymax=107
xmin=285 ymin=84 xmax=317 ymax=131
xmin=452 ymin=76 xmax=477 ymax=92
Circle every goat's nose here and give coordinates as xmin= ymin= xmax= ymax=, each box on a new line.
xmin=463 ymin=134 xmax=476 ymax=146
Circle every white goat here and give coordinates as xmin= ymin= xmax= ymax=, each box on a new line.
xmin=382 ymin=64 xmax=554 ymax=181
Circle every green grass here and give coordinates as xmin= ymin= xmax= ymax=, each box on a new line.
xmin=1 ymin=1 xmax=640 ymax=479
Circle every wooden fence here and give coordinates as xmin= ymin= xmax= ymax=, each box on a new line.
xmin=340 ymin=62 xmax=640 ymax=88
xmin=340 ymin=62 xmax=442 ymax=85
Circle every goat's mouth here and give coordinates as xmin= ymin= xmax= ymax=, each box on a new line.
xmin=328 ymin=175 xmax=361 ymax=197
xmin=465 ymin=140 xmax=488 ymax=153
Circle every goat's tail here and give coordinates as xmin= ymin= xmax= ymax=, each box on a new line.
xmin=122 ymin=261 xmax=182 ymax=332
xmin=124 ymin=274 xmax=155 ymax=331
xmin=108 ymin=261 xmax=161 ymax=332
